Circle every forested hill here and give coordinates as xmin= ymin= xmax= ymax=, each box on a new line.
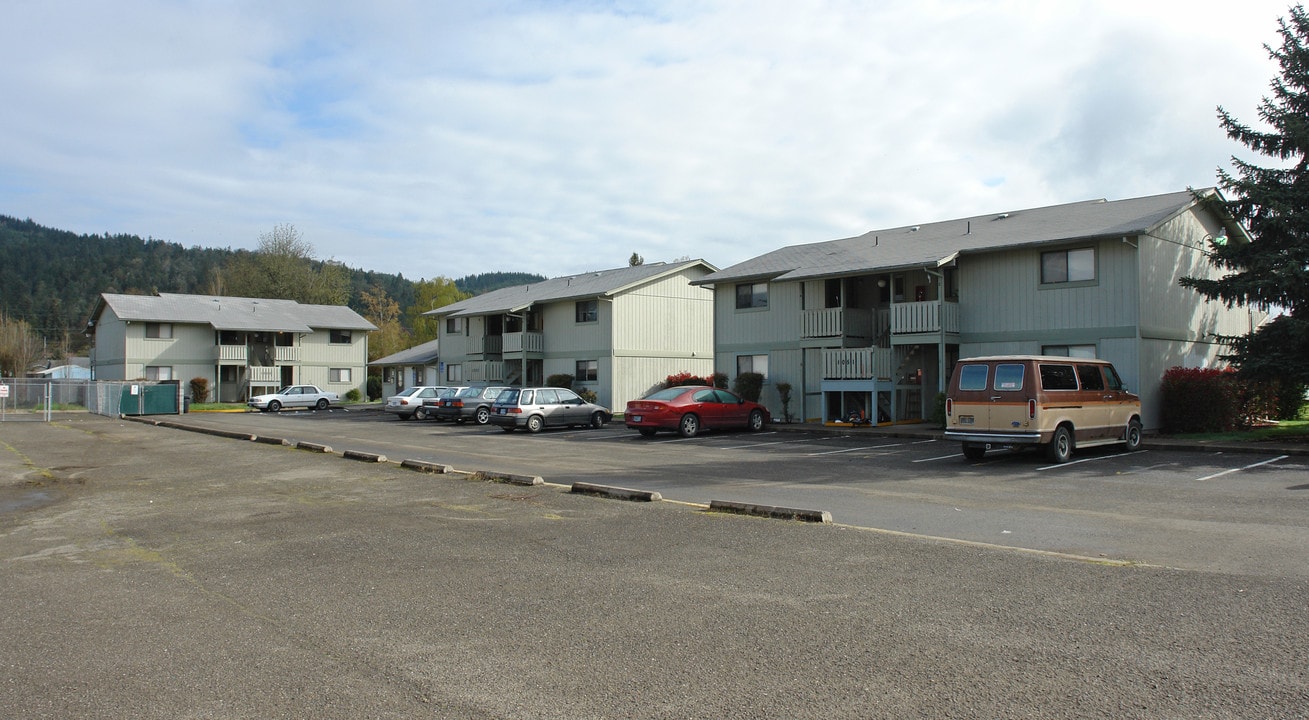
xmin=0 ymin=214 xmax=543 ymax=347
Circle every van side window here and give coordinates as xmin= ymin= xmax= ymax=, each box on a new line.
xmin=1076 ymin=365 xmax=1105 ymax=391
xmin=958 ymin=365 xmax=989 ymax=391
xmin=1103 ymin=365 xmax=1126 ymax=391
xmin=1039 ymin=364 xmax=1078 ymax=390
xmin=993 ymin=364 xmax=1025 ymax=391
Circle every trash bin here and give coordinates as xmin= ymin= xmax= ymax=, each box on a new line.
xmin=183 ymin=397 xmax=191 ymax=414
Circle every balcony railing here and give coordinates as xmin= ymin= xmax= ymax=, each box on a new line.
xmin=504 ymin=332 xmax=545 ymax=354
xmin=465 ymin=361 xmax=506 ymax=383
xmin=249 ymin=366 xmax=281 ymax=384
xmin=273 ymin=346 xmax=300 ymax=363
xmin=822 ymin=348 xmax=894 ymax=380
xmin=216 ymin=344 xmax=247 ymax=362
xmin=802 ymin=307 xmax=875 ymax=339
xmin=471 ymin=335 xmax=504 ymax=356
xmin=891 ymin=300 xmax=959 ymax=335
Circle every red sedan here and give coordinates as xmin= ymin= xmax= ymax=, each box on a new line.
xmin=625 ymin=386 xmax=770 ymax=438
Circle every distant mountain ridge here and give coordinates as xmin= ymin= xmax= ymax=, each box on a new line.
xmin=0 ymin=214 xmax=544 ymax=350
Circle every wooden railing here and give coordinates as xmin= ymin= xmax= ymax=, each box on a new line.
xmin=471 ymin=335 xmax=504 ymax=356
xmin=465 ymin=361 xmax=506 ymax=382
xmin=822 ymin=348 xmax=894 ymax=380
xmin=891 ymin=300 xmax=959 ymax=334
xmin=801 ymin=307 xmax=874 ymax=339
xmin=504 ymin=332 xmax=545 ymax=354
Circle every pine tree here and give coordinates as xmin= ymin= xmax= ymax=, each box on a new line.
xmin=1183 ymin=5 xmax=1309 ymax=389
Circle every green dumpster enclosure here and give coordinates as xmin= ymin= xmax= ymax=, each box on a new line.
xmin=120 ymin=383 xmax=180 ymax=415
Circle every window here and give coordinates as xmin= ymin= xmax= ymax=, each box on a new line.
xmin=329 ymin=368 xmax=351 ymax=383
xmin=737 ymin=354 xmax=769 ymax=379
xmin=445 ymin=364 xmax=463 ymax=382
xmin=446 ymin=317 xmax=465 ymax=334
xmin=575 ymin=300 xmax=598 ymax=323
xmin=735 ymin=282 xmax=769 ymax=309
xmin=1076 ymin=364 xmax=1105 ymax=391
xmin=145 ymin=322 xmax=173 ymax=339
xmin=329 ymin=329 xmax=352 ymax=344
xmin=535 ymin=389 xmax=559 ymax=404
xmin=958 ymin=364 xmax=989 ymax=391
xmin=576 ymin=360 xmax=598 ymax=381
xmin=1041 ymin=248 xmax=1096 ymax=284
xmin=1042 ymin=344 xmax=1097 ymax=359
xmin=993 ymin=364 xmax=1025 ymax=391
xmin=1039 ymin=364 xmax=1078 ymax=391
xmin=144 ymin=365 xmax=173 ymax=381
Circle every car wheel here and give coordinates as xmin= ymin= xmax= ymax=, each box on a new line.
xmin=1124 ymin=419 xmax=1143 ymax=451
xmin=268 ymin=400 xmax=281 ymax=412
xmin=316 ymin=398 xmax=329 ymax=410
xmin=962 ymin=444 xmax=986 ymax=460
xmin=747 ymin=409 xmax=765 ymax=432
xmin=1046 ymin=426 xmax=1073 ymax=463
xmin=638 ymin=428 xmax=657 ymax=437
xmin=475 ymin=407 xmax=491 ymax=425
xmin=413 ymin=407 xmax=428 ymax=421
xmin=590 ymin=411 xmax=607 ymax=429
xmin=678 ymin=413 xmax=700 ymax=438
xmin=526 ymin=415 xmax=545 ymax=433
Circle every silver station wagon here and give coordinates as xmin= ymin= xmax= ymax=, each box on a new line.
xmin=489 ymin=387 xmax=611 ymax=433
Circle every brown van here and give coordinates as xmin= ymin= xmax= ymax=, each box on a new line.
xmin=944 ymin=355 xmax=1142 ymax=463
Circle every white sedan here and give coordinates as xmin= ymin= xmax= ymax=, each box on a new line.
xmin=248 ymin=384 xmax=339 ymax=412
xmin=384 ymin=386 xmax=448 ymax=420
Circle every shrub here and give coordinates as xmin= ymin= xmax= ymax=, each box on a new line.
xmin=547 ymin=373 xmax=575 ymax=389
xmin=1160 ymin=367 xmax=1239 ymax=433
xmin=345 ymin=388 xmax=362 ymax=402
xmin=930 ymin=392 xmax=947 ymax=429
xmin=775 ymin=382 xmax=793 ymax=423
xmin=709 ymin=371 xmax=728 ymax=389
xmin=189 ymin=377 xmax=210 ymax=404
xmin=366 ymin=376 xmax=382 ymax=401
xmin=732 ymin=372 xmax=764 ymax=402
xmin=577 ymin=387 xmax=598 ymax=404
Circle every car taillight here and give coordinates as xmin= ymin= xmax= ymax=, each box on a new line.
xmin=452 ymin=400 xmax=464 ymax=408
xmin=945 ymin=397 xmax=953 ymax=417
xmin=400 ymin=399 xmax=411 ymax=406
xmin=1028 ymin=399 xmax=1037 ymax=419
xmin=506 ymin=406 xmax=522 ymax=414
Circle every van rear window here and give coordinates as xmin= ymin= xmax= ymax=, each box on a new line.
xmin=958 ymin=365 xmax=989 ymax=391
xmin=1039 ymin=364 xmax=1079 ymax=390
xmin=993 ymin=364 xmax=1025 ymax=391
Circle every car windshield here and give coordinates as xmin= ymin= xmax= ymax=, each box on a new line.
xmin=396 ymin=387 xmax=422 ymax=397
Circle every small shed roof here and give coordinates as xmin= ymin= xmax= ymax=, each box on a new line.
xmin=368 ymin=338 xmax=440 ymax=367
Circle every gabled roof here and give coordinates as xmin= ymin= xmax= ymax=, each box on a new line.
xmin=369 ymin=338 xmax=440 ymax=367
xmin=426 ymin=259 xmax=717 ymax=318
xmin=86 ymin=292 xmax=377 ymax=333
xmin=695 ymin=188 xmax=1241 ymax=285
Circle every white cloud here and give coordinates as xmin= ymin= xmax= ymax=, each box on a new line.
xmin=0 ymin=0 xmax=1295 ymax=280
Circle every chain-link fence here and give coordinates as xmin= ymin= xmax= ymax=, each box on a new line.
xmin=0 ymin=379 xmax=181 ymax=421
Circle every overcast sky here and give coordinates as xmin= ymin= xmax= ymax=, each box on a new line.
xmin=0 ymin=1 xmax=1297 ymax=282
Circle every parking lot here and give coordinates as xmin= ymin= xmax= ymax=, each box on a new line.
xmin=181 ymin=405 xmax=1309 ymax=578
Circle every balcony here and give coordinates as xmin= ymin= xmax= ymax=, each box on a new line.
xmin=249 ymin=366 xmax=281 ymax=384
xmin=216 ymin=344 xmax=247 ymax=362
xmin=802 ymin=307 xmax=877 ymax=339
xmin=471 ymin=335 xmax=504 ymax=356
xmin=465 ymin=361 xmax=506 ymax=383
xmin=504 ymin=332 xmax=545 ymax=354
xmin=273 ymin=346 xmax=300 ymax=363
xmin=891 ymin=300 xmax=959 ymax=335
xmin=822 ymin=348 xmax=894 ymax=380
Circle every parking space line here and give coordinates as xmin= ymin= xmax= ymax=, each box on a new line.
xmin=913 ymin=452 xmax=963 ymax=463
xmin=719 ymin=437 xmax=818 ymax=450
xmin=1038 ymin=450 xmax=1148 ymax=471
xmin=1194 ymin=455 xmax=1288 ymax=482
xmin=806 ymin=443 xmax=904 ymax=456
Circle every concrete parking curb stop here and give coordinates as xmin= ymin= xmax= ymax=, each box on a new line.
xmin=252 ymin=435 xmax=291 ymax=446
xmin=570 ymin=482 xmax=662 ymax=502
xmin=469 ymin=470 xmax=544 ymax=486
xmin=400 ymin=459 xmax=455 ymax=474
xmin=343 ymin=450 xmax=387 ymax=463
xmin=708 ymin=499 xmax=833 ymax=524
xmin=295 ymin=442 xmax=333 ymax=453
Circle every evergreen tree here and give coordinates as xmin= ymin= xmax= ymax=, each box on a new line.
xmin=1183 ymin=5 xmax=1309 ymax=387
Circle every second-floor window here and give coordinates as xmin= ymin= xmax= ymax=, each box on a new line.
xmin=330 ymin=329 xmax=352 ymax=344
xmin=446 ymin=317 xmax=465 ymax=334
xmin=735 ymin=282 xmax=769 ymax=309
xmin=145 ymin=322 xmax=173 ymax=339
xmin=1041 ymin=248 xmax=1096 ymax=284
xmin=575 ymin=300 xmax=598 ymax=323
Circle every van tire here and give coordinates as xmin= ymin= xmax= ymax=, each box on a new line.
xmin=962 ymin=444 xmax=986 ymax=460
xmin=1046 ymin=426 xmax=1073 ymax=463
xmin=1125 ymin=419 xmax=1143 ymax=451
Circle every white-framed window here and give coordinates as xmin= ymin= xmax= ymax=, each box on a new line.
xmin=1041 ymin=247 xmax=1096 ymax=284
xmin=446 ymin=363 xmax=463 ymax=382
xmin=329 ymin=368 xmax=351 ymax=383
xmin=576 ymin=359 xmax=598 ymax=381
xmin=144 ymin=365 xmax=173 ymax=381
xmin=735 ymin=282 xmax=769 ymax=309
xmin=1042 ymin=344 xmax=1098 ymax=359
xmin=329 ymin=329 xmax=352 ymax=344
xmin=145 ymin=322 xmax=173 ymax=339
xmin=736 ymin=354 xmax=768 ymax=379
xmin=446 ymin=317 xmax=465 ymax=334
xmin=575 ymin=300 xmax=598 ymax=323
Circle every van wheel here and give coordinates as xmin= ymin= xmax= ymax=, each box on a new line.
xmin=962 ymin=444 xmax=986 ymax=460
xmin=1124 ymin=419 xmax=1143 ymax=451
xmin=1046 ymin=426 xmax=1073 ymax=463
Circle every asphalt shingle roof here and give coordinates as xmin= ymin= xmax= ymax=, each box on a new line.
xmin=90 ymin=293 xmax=376 ymax=333
xmin=368 ymin=338 xmax=440 ymax=366
xmin=696 ymin=189 xmax=1232 ymax=284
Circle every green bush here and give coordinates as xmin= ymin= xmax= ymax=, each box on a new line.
xmin=189 ymin=377 xmax=210 ymax=404
xmin=775 ymin=382 xmax=793 ymax=423
xmin=367 ymin=376 xmax=382 ymax=401
xmin=547 ymin=373 xmax=575 ymax=389
xmin=930 ymin=392 xmax=947 ymax=429
xmin=732 ymin=372 xmax=764 ymax=402
xmin=345 ymin=388 xmax=362 ymax=402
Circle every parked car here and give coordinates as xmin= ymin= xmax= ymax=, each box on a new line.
xmin=432 ymin=385 xmax=510 ymax=424
xmin=384 ymin=386 xmax=449 ymax=420
xmin=943 ymin=355 xmax=1143 ymax=463
xmin=489 ymin=387 xmax=611 ymax=433
xmin=625 ymin=386 xmax=770 ymax=438
xmin=248 ymin=384 xmax=339 ymax=412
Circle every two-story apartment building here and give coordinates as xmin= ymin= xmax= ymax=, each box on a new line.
xmin=86 ymin=292 xmax=376 ymax=402
xmin=425 ymin=260 xmax=716 ymax=410
xmin=693 ymin=189 xmax=1261 ymax=430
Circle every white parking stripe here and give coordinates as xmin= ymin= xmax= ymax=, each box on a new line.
xmin=914 ymin=453 xmax=964 ymax=463
xmin=806 ymin=443 xmax=905 ymax=456
xmin=1038 ymin=450 xmax=1147 ymax=471
xmin=1194 ymin=455 xmax=1289 ymax=482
